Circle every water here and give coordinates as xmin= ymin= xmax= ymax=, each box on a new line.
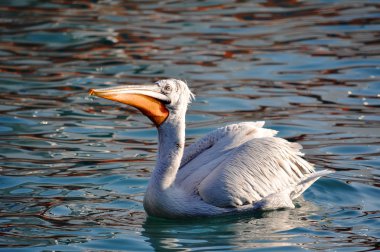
xmin=0 ymin=0 xmax=379 ymax=251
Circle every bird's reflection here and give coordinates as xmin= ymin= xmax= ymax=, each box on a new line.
xmin=142 ymin=198 xmax=319 ymax=251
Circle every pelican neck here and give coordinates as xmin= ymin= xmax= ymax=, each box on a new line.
xmin=152 ymin=114 xmax=186 ymax=190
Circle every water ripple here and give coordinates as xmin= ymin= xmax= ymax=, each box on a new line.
xmin=0 ymin=0 xmax=379 ymax=251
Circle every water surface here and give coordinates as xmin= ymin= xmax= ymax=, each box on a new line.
xmin=0 ymin=0 xmax=379 ymax=251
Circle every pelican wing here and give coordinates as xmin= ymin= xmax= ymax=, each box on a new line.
xmin=180 ymin=121 xmax=276 ymax=168
xmin=176 ymin=122 xmax=315 ymax=208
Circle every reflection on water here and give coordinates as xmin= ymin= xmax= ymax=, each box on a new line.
xmin=143 ymin=199 xmax=318 ymax=251
xmin=0 ymin=0 xmax=379 ymax=251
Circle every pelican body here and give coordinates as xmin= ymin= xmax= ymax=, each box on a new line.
xmin=90 ymin=79 xmax=332 ymax=219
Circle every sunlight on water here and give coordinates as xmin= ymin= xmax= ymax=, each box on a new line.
xmin=0 ymin=0 xmax=379 ymax=251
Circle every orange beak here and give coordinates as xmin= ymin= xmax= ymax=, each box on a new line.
xmin=89 ymin=84 xmax=170 ymax=127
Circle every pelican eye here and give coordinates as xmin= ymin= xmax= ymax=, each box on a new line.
xmin=163 ymin=84 xmax=172 ymax=92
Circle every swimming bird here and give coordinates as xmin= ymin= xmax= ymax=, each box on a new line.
xmin=90 ymin=79 xmax=332 ymax=219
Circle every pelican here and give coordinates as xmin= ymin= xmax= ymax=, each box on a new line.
xmin=90 ymin=79 xmax=332 ymax=219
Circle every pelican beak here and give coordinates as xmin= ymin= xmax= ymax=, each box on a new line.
xmin=89 ymin=84 xmax=170 ymax=127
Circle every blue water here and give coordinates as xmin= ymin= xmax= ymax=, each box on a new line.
xmin=0 ymin=0 xmax=379 ymax=251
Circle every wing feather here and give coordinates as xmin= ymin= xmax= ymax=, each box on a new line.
xmin=176 ymin=122 xmax=316 ymax=208
xmin=180 ymin=121 xmax=277 ymax=168
xmin=197 ymin=137 xmax=315 ymax=207
xmin=176 ymin=122 xmax=277 ymax=192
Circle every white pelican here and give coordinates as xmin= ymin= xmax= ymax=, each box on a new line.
xmin=90 ymin=79 xmax=332 ymax=219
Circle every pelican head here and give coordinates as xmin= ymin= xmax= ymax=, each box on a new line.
xmin=89 ymin=79 xmax=194 ymax=127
